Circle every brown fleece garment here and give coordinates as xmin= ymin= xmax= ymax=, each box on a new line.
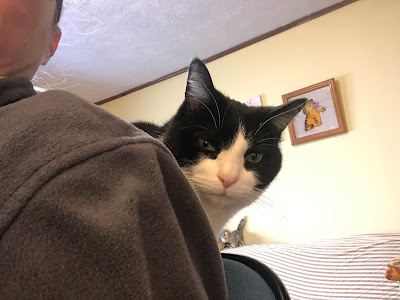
xmin=0 ymin=78 xmax=227 ymax=299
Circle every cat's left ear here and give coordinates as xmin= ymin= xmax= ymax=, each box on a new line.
xmin=269 ymin=98 xmax=307 ymax=132
xmin=185 ymin=58 xmax=215 ymax=109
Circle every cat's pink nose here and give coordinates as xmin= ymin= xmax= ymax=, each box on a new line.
xmin=218 ymin=175 xmax=238 ymax=189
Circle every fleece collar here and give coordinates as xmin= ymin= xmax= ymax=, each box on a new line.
xmin=0 ymin=77 xmax=36 ymax=107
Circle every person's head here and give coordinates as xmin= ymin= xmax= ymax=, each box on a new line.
xmin=0 ymin=0 xmax=63 ymax=79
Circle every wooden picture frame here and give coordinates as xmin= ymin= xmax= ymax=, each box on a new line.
xmin=282 ymin=78 xmax=347 ymax=145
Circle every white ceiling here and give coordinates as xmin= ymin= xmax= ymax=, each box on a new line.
xmin=32 ymin=0 xmax=345 ymax=103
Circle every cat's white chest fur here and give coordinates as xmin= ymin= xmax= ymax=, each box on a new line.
xmin=182 ymin=128 xmax=261 ymax=237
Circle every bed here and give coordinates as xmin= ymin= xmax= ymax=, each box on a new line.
xmin=223 ymin=233 xmax=400 ymax=299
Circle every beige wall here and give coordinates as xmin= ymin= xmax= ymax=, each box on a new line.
xmin=102 ymin=0 xmax=400 ymax=244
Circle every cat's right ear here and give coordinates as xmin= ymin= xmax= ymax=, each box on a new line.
xmin=185 ymin=58 xmax=215 ymax=110
xmin=269 ymin=98 xmax=308 ymax=132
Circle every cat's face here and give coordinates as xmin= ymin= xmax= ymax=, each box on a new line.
xmin=187 ymin=126 xmax=259 ymax=206
xmin=173 ymin=99 xmax=286 ymax=208
xmin=303 ymin=100 xmax=315 ymax=113
xmin=163 ymin=59 xmax=306 ymax=210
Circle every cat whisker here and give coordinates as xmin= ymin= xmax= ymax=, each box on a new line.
xmin=177 ymin=160 xmax=196 ymax=166
xmin=181 ymin=170 xmax=195 ymax=174
xmin=256 ymin=194 xmax=280 ymax=209
xmin=221 ymin=100 xmax=235 ymax=129
xmin=181 ymin=125 xmax=214 ymax=134
xmin=183 ymin=173 xmax=215 ymax=183
xmin=252 ymin=132 xmax=271 ymax=141
xmin=188 ymin=183 xmax=217 ymax=194
xmin=248 ymin=201 xmax=284 ymax=220
xmin=249 ymin=202 xmax=266 ymax=217
xmin=181 ymin=169 xmax=201 ymax=176
xmin=253 ymin=101 xmax=306 ymax=137
xmin=255 ymin=195 xmax=288 ymax=221
xmin=190 ymin=98 xmax=218 ymax=130
xmin=200 ymin=79 xmax=221 ymax=128
xmin=255 ymin=138 xmax=280 ymax=144
xmin=257 ymin=143 xmax=280 ymax=149
xmin=253 ymin=200 xmax=287 ymax=221
xmin=248 ymin=132 xmax=271 ymax=145
xmin=188 ymin=178 xmax=217 ymax=188
xmin=189 ymin=182 xmax=215 ymax=190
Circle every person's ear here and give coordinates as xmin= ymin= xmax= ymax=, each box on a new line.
xmin=41 ymin=26 xmax=62 ymax=66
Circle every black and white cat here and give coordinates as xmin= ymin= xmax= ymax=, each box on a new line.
xmin=134 ymin=58 xmax=306 ymax=237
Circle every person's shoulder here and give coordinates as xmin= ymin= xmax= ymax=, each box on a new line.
xmin=34 ymin=90 xmax=99 ymax=111
xmin=32 ymin=89 xmax=120 ymax=126
xmin=23 ymin=89 xmax=168 ymax=151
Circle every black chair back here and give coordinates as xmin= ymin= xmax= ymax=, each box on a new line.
xmin=222 ymin=253 xmax=290 ymax=300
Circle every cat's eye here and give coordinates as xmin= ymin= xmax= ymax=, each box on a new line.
xmin=245 ymin=153 xmax=263 ymax=164
xmin=199 ymin=138 xmax=216 ymax=152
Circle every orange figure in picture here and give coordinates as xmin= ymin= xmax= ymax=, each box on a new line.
xmin=303 ymin=99 xmax=326 ymax=131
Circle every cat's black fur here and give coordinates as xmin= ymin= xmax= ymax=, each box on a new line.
xmin=134 ymin=121 xmax=166 ymax=139
xmin=133 ymin=58 xmax=306 ymax=191
xmin=133 ymin=58 xmax=306 ymax=235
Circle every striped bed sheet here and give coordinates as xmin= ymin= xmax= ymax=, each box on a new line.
xmin=223 ymin=233 xmax=400 ymax=300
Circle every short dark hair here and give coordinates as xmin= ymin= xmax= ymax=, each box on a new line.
xmin=54 ymin=0 xmax=63 ymax=24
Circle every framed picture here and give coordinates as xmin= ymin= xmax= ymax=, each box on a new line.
xmin=282 ymin=78 xmax=347 ymax=145
xmin=242 ymin=95 xmax=262 ymax=107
